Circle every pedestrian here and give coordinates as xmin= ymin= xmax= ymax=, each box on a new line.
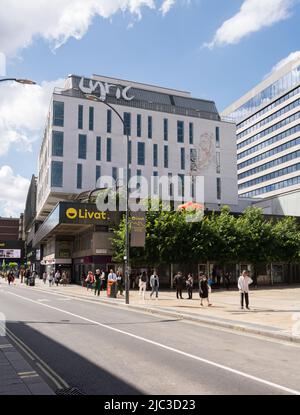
xmin=8 ymin=271 xmax=14 ymax=285
xmin=116 ymin=271 xmax=124 ymax=297
xmin=20 ymin=268 xmax=25 ymax=284
xmin=54 ymin=270 xmax=61 ymax=287
xmin=199 ymin=274 xmax=212 ymax=307
xmin=150 ymin=271 xmax=159 ymax=299
xmin=138 ymin=271 xmax=147 ymax=300
xmin=48 ymin=270 xmax=54 ymax=286
xmin=42 ymin=272 xmax=47 ymax=284
xmin=25 ymin=268 xmax=31 ymax=286
xmin=108 ymin=269 xmax=117 ymax=297
xmin=238 ymin=270 xmax=253 ymax=310
xmin=61 ymin=271 xmax=68 ymax=286
xmin=94 ymin=269 xmax=103 ymax=296
xmin=186 ymin=273 xmax=194 ymax=299
xmin=85 ymin=271 xmax=95 ymax=291
xmin=174 ymin=272 xmax=185 ymax=299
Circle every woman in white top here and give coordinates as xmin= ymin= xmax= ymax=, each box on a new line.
xmin=238 ymin=270 xmax=253 ymax=310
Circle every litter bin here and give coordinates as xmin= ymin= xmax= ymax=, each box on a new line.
xmin=29 ymin=277 xmax=35 ymax=287
xmin=107 ymin=280 xmax=117 ymax=298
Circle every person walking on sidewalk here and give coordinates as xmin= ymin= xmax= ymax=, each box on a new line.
xmin=94 ymin=269 xmax=102 ymax=297
xmin=186 ymin=273 xmax=194 ymax=299
xmin=150 ymin=271 xmax=159 ymax=299
xmin=139 ymin=271 xmax=147 ymax=300
xmin=86 ymin=271 xmax=95 ymax=291
xmin=199 ymin=274 xmax=212 ymax=307
xmin=238 ymin=270 xmax=253 ymax=310
xmin=54 ymin=270 xmax=61 ymax=287
xmin=116 ymin=271 xmax=124 ymax=297
xmin=174 ymin=272 xmax=185 ymax=299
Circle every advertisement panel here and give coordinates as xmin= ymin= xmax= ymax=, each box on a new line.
xmin=0 ymin=249 xmax=21 ymax=259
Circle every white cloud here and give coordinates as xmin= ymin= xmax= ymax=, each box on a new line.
xmin=0 ymin=0 xmax=181 ymax=55
xmin=269 ymin=51 xmax=300 ymax=74
xmin=0 ymin=78 xmax=65 ymax=157
xmin=0 ymin=166 xmax=30 ymax=217
xmin=205 ymin=0 xmax=295 ymax=49
xmin=160 ymin=0 xmax=176 ymax=15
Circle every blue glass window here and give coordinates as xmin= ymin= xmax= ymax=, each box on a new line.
xmin=78 ymin=134 xmax=87 ymax=159
xmin=181 ymin=148 xmax=185 ymax=170
xmin=89 ymin=107 xmax=94 ymax=131
xmin=53 ymin=101 xmax=64 ymax=127
xmin=177 ymin=121 xmax=184 ymax=143
xmin=153 ymin=171 xmax=158 ymax=194
xmin=77 ymin=164 xmax=82 ymax=189
xmin=189 ymin=123 xmax=194 ymax=145
xmin=164 ymin=145 xmax=168 ymax=168
xmin=52 ymin=131 xmax=64 ymax=157
xmin=107 ymin=138 xmax=112 ymax=162
xmin=216 ymin=127 xmax=220 ymax=148
xmin=112 ymin=167 xmax=118 ymax=182
xmin=217 ymin=178 xmax=221 ymax=200
xmin=148 ymin=116 xmax=153 ymax=139
xmin=137 ymin=114 xmax=142 ymax=137
xmin=107 ymin=110 xmax=112 ymax=134
xmin=78 ymin=105 xmax=83 ymax=129
xmin=153 ymin=144 xmax=158 ymax=167
xmin=51 ymin=161 xmax=63 ymax=187
xmin=128 ymin=140 xmax=132 ymax=165
xmin=96 ymin=166 xmax=101 ymax=185
xmin=96 ymin=136 xmax=101 ymax=161
xmin=137 ymin=142 xmax=145 ymax=166
xmin=124 ymin=112 xmax=131 ymax=136
xmin=164 ymin=119 xmax=168 ymax=141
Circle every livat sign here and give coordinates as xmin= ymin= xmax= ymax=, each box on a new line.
xmin=79 ymin=77 xmax=134 ymax=102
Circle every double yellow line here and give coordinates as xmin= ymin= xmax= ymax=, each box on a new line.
xmin=0 ymin=323 xmax=69 ymax=391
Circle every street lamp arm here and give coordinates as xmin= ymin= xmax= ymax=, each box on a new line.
xmin=0 ymin=78 xmax=36 ymax=85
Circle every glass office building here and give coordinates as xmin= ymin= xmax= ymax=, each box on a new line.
xmin=222 ymin=58 xmax=300 ymax=199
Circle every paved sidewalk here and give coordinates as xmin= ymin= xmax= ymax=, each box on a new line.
xmin=18 ymin=279 xmax=300 ymax=343
xmin=0 ymin=335 xmax=54 ymax=395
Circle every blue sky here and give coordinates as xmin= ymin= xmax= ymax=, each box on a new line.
xmin=0 ymin=0 xmax=300 ymax=216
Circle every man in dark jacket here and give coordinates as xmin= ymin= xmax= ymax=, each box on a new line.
xmin=174 ymin=272 xmax=185 ymax=299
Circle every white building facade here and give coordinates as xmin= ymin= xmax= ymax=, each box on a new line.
xmin=36 ymin=74 xmax=238 ymax=220
xmin=222 ymin=58 xmax=300 ymax=202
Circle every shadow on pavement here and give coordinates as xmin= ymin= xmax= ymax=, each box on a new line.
xmin=6 ymin=321 xmax=142 ymax=395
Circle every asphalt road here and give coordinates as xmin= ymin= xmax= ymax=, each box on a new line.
xmin=0 ymin=281 xmax=300 ymax=395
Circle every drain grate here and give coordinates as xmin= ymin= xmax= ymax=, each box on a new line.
xmin=56 ymin=387 xmax=86 ymax=395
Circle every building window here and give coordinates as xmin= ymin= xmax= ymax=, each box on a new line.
xmin=137 ymin=169 xmax=142 ymax=189
xmin=124 ymin=112 xmax=131 ymax=136
xmin=148 ymin=116 xmax=153 ymax=139
xmin=217 ymin=177 xmax=221 ymax=200
xmin=112 ymin=167 xmax=118 ymax=182
xmin=216 ymin=126 xmax=220 ymax=148
xmin=153 ymin=144 xmax=158 ymax=167
xmin=96 ymin=137 xmax=101 ymax=161
xmin=216 ymin=152 xmax=221 ymax=174
xmin=107 ymin=138 xmax=112 ymax=162
xmin=137 ymin=142 xmax=145 ymax=166
xmin=96 ymin=166 xmax=101 ymax=186
xmin=164 ymin=119 xmax=168 ymax=141
xmin=164 ymin=145 xmax=168 ymax=168
xmin=168 ymin=173 xmax=173 ymax=197
xmin=77 ymin=164 xmax=82 ymax=189
xmin=52 ymin=131 xmax=64 ymax=157
xmin=51 ymin=161 xmax=63 ymax=187
xmin=177 ymin=121 xmax=184 ymax=143
xmin=78 ymin=134 xmax=87 ymax=159
xmin=137 ymin=114 xmax=142 ymax=137
xmin=181 ymin=148 xmax=185 ymax=170
xmin=128 ymin=140 xmax=132 ymax=165
xmin=189 ymin=123 xmax=194 ymax=144
xmin=107 ymin=110 xmax=112 ymax=134
xmin=153 ymin=171 xmax=158 ymax=195
xmin=78 ymin=105 xmax=83 ymax=129
xmin=89 ymin=107 xmax=94 ymax=131
xmin=178 ymin=174 xmax=184 ymax=197
xmin=53 ymin=101 xmax=64 ymax=127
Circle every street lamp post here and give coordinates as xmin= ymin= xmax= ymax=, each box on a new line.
xmin=84 ymin=94 xmax=131 ymax=305
xmin=0 ymin=78 xmax=36 ymax=85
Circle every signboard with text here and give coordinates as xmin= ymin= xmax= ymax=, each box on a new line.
xmin=130 ymin=212 xmax=146 ymax=248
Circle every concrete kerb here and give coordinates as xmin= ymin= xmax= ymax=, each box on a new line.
xmin=30 ymin=286 xmax=300 ymax=345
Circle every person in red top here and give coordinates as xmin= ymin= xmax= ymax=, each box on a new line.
xmin=85 ymin=271 xmax=95 ymax=291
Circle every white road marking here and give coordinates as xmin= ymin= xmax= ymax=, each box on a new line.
xmin=7 ymin=291 xmax=300 ymax=395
